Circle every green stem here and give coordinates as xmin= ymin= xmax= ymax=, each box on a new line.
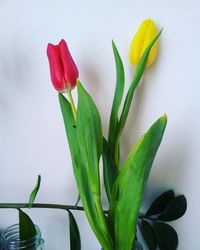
xmin=0 ymin=203 xmax=146 ymax=221
xmin=0 ymin=203 xmax=84 ymax=211
xmin=67 ymin=90 xmax=77 ymax=120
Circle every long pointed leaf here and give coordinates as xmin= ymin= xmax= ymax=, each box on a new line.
xmin=108 ymin=41 xmax=125 ymax=151
xmin=59 ymin=92 xmax=113 ymax=250
xmin=28 ymin=175 xmax=41 ymax=208
xmin=18 ymin=209 xmax=36 ymax=241
xmin=76 ymin=81 xmax=102 ymax=193
xmin=110 ymin=114 xmax=167 ymax=250
xmin=113 ymin=30 xmax=163 ymax=160
xmin=68 ymin=210 xmax=81 ymax=250
xmin=76 ymin=81 xmax=113 ymax=249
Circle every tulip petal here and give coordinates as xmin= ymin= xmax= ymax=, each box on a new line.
xmin=129 ymin=19 xmax=158 ymax=67
xmin=47 ymin=43 xmax=65 ymax=92
xmin=130 ymin=20 xmax=150 ymax=65
xmin=59 ymin=39 xmax=79 ymax=90
xmin=141 ymin=20 xmax=158 ymax=67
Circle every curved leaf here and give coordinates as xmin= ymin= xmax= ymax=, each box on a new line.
xmin=141 ymin=220 xmax=156 ymax=250
xmin=158 ymin=195 xmax=187 ymax=221
xmin=28 ymin=175 xmax=41 ymax=208
xmin=68 ymin=211 xmax=81 ymax=250
xmin=108 ymin=41 xmax=125 ymax=165
xmin=76 ymin=81 xmax=103 ymax=192
xmin=146 ymin=190 xmax=175 ymax=216
xmin=113 ymin=30 xmax=163 ymax=161
xmin=109 ymin=115 xmax=167 ymax=250
xmin=59 ymin=90 xmax=113 ymax=250
xmin=18 ymin=209 xmax=36 ymax=241
xmin=108 ymin=41 xmax=125 ymax=145
xmin=154 ymin=222 xmax=178 ymax=250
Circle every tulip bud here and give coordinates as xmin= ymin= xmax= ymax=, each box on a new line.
xmin=47 ymin=39 xmax=79 ymax=92
xmin=129 ymin=19 xmax=158 ymax=67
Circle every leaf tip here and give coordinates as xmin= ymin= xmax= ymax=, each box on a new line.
xmin=77 ymin=80 xmax=83 ymax=93
xmin=76 ymin=79 xmax=81 ymax=85
xmin=58 ymin=92 xmax=65 ymax=102
xmin=160 ymin=113 xmax=167 ymax=127
xmin=163 ymin=113 xmax=167 ymax=121
xmin=112 ymin=39 xmax=115 ymax=47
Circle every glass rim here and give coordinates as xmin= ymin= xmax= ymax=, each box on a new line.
xmin=1 ymin=223 xmax=42 ymax=246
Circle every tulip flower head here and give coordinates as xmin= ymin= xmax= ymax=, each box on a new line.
xmin=129 ymin=19 xmax=158 ymax=67
xmin=47 ymin=39 xmax=79 ymax=92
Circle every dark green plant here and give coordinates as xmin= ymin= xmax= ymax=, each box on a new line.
xmin=11 ymin=187 xmax=186 ymax=250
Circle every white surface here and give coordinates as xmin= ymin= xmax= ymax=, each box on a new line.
xmin=0 ymin=0 xmax=200 ymax=249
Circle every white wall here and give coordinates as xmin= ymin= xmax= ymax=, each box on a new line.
xmin=0 ymin=0 xmax=199 ymax=249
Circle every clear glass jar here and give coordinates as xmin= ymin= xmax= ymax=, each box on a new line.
xmin=1 ymin=224 xmax=44 ymax=250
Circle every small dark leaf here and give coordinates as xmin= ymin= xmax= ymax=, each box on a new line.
xmin=28 ymin=175 xmax=41 ymax=208
xmin=141 ymin=220 xmax=156 ymax=250
xmin=146 ymin=190 xmax=175 ymax=216
xmin=68 ymin=210 xmax=81 ymax=250
xmin=154 ymin=222 xmax=178 ymax=250
xmin=132 ymin=240 xmax=143 ymax=250
xmin=18 ymin=209 xmax=36 ymax=241
xmin=158 ymin=195 xmax=187 ymax=221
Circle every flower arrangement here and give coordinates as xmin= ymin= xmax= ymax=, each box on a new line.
xmin=0 ymin=19 xmax=186 ymax=250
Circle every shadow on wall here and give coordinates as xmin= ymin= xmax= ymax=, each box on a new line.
xmin=119 ymin=64 xmax=188 ymax=193
xmin=0 ymin=41 xmax=33 ymax=90
xmin=79 ymin=56 xmax=102 ymax=97
xmin=120 ymin=73 xmax=147 ymax=159
xmin=151 ymin=134 xmax=188 ymax=189
xmin=141 ymin=136 xmax=188 ymax=213
xmin=0 ymin=39 xmax=34 ymax=114
xmin=78 ymin=56 xmax=111 ymax=135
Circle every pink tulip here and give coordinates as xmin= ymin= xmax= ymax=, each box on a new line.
xmin=47 ymin=39 xmax=79 ymax=92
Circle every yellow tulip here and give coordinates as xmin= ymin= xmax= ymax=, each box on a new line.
xmin=129 ymin=19 xmax=158 ymax=67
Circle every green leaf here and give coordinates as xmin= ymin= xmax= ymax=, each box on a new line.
xmin=102 ymin=138 xmax=118 ymax=203
xmin=158 ymin=195 xmax=187 ymax=221
xmin=58 ymin=93 xmax=79 ymax=175
xmin=141 ymin=220 xmax=156 ymax=250
xmin=28 ymin=175 xmax=41 ymax=208
xmin=18 ymin=208 xmax=36 ymax=241
xmin=109 ymin=115 xmax=167 ymax=250
xmin=113 ymin=30 xmax=163 ymax=161
xmin=108 ymin=41 xmax=125 ymax=152
xmin=146 ymin=190 xmax=175 ymax=216
xmin=68 ymin=210 xmax=81 ymax=250
xmin=154 ymin=222 xmax=178 ymax=250
xmin=76 ymin=82 xmax=113 ymax=249
xmin=59 ymin=91 xmax=113 ymax=250
xmin=76 ymin=80 xmax=103 ymax=193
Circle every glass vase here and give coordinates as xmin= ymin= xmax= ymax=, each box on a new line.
xmin=1 ymin=224 xmax=44 ymax=249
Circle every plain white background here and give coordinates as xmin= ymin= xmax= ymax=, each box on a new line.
xmin=0 ymin=0 xmax=200 ymax=249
